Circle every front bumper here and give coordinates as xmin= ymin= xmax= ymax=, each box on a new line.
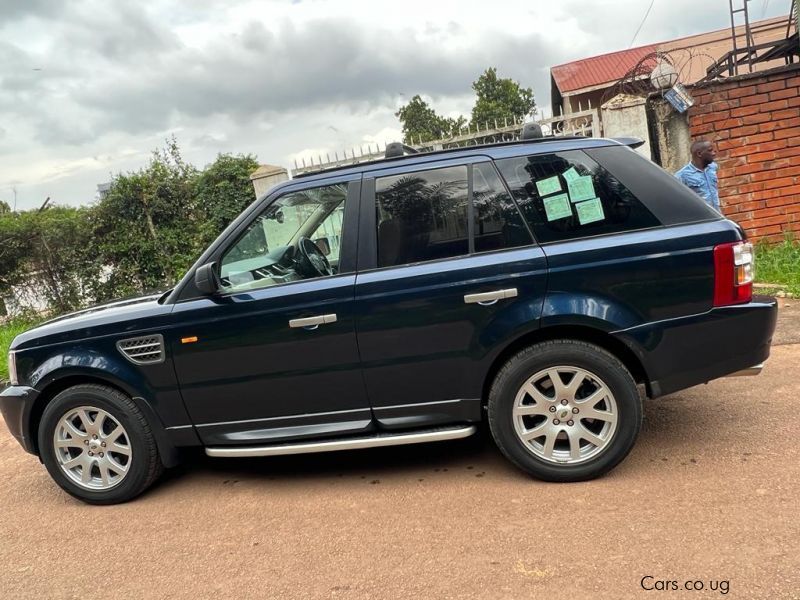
xmin=0 ymin=385 xmax=40 ymax=454
xmin=615 ymin=296 xmax=778 ymax=398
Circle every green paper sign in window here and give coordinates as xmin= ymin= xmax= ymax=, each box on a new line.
xmin=535 ymin=176 xmax=562 ymax=197
xmin=562 ymin=166 xmax=581 ymax=183
xmin=575 ymin=198 xmax=605 ymax=225
xmin=543 ymin=193 xmax=572 ymax=221
xmin=567 ymin=176 xmax=596 ymax=203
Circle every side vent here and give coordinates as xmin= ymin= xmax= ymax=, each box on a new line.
xmin=116 ymin=334 xmax=165 ymax=365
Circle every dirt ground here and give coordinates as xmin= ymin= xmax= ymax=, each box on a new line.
xmin=0 ymin=302 xmax=798 ymax=599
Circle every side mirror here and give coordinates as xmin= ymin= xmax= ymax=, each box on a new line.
xmin=195 ymin=262 xmax=220 ymax=296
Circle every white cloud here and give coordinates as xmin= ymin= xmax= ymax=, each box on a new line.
xmin=0 ymin=0 xmax=793 ymax=209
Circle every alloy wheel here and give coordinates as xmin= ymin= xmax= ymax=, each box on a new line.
xmin=512 ymin=366 xmax=619 ymax=465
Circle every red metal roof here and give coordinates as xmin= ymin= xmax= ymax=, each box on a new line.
xmin=551 ymin=44 xmax=659 ymax=94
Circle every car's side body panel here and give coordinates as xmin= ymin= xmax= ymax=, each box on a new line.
xmin=169 ymin=274 xmax=372 ymax=445
xmin=354 ymin=246 xmax=549 ymax=428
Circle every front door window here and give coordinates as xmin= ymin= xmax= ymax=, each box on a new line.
xmin=220 ymin=183 xmax=348 ymax=292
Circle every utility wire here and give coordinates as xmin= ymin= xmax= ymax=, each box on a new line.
xmin=629 ymin=0 xmax=657 ymax=48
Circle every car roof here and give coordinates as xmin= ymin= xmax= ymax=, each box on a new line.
xmin=288 ymin=136 xmax=627 ymax=185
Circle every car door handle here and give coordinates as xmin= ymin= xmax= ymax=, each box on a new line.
xmin=289 ymin=314 xmax=338 ymax=329
xmin=463 ymin=288 xmax=518 ymax=306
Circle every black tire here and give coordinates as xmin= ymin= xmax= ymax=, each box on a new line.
xmin=38 ymin=384 xmax=164 ymax=504
xmin=488 ymin=340 xmax=642 ymax=482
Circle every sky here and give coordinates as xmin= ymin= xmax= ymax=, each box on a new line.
xmin=0 ymin=0 xmax=794 ymax=210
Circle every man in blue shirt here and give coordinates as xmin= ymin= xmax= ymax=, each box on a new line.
xmin=675 ymin=140 xmax=720 ymax=211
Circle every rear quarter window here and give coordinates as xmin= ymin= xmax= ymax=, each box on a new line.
xmin=495 ymin=150 xmax=662 ymax=243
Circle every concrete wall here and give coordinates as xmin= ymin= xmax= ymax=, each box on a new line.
xmin=601 ymin=94 xmax=652 ymax=159
xmin=250 ymin=165 xmax=289 ymax=199
xmin=648 ymin=98 xmax=692 ymax=173
xmin=688 ymin=65 xmax=800 ymax=242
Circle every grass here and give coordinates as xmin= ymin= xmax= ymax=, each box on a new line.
xmin=755 ymin=236 xmax=800 ymax=296
xmin=0 ymin=316 xmax=41 ymax=384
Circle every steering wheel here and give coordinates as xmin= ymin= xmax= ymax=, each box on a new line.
xmin=296 ymin=237 xmax=333 ymax=277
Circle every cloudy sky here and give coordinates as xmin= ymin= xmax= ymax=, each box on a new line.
xmin=0 ymin=0 xmax=793 ymax=210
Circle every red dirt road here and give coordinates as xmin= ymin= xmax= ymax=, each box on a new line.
xmin=1 ymin=345 xmax=798 ymax=599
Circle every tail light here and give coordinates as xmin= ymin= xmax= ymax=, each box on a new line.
xmin=713 ymin=241 xmax=754 ymax=306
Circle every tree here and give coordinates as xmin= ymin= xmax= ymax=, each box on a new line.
xmin=470 ymin=68 xmax=535 ymax=127
xmin=192 ymin=153 xmax=260 ymax=252
xmin=0 ymin=200 xmax=10 ymax=214
xmin=89 ymin=137 xmax=199 ymax=300
xmin=0 ymin=206 xmax=95 ymax=314
xmin=396 ymin=95 xmax=466 ymax=144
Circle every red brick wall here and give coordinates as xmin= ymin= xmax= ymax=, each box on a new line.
xmin=688 ymin=66 xmax=800 ymax=242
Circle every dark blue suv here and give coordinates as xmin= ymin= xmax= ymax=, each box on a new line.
xmin=1 ymin=137 xmax=777 ymax=504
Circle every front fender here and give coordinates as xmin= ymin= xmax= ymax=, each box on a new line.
xmin=16 ymin=340 xmax=198 ymax=466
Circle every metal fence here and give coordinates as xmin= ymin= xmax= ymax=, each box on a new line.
xmin=291 ymin=108 xmax=600 ymax=176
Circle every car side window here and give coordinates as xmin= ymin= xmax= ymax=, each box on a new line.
xmin=376 ymin=166 xmax=469 ymax=268
xmin=473 ymin=162 xmax=533 ymax=253
xmin=375 ymin=163 xmax=533 ymax=268
xmin=495 ymin=150 xmax=660 ymax=243
xmin=220 ymin=183 xmax=348 ymax=293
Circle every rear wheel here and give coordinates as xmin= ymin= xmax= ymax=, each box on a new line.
xmin=38 ymin=384 xmax=163 ymax=504
xmin=488 ymin=340 xmax=642 ymax=482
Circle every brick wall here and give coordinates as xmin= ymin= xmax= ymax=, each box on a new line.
xmin=688 ymin=65 xmax=800 ymax=242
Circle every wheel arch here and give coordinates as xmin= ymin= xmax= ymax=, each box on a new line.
xmin=481 ymin=324 xmax=651 ymax=407
xmin=28 ymin=373 xmax=182 ymax=468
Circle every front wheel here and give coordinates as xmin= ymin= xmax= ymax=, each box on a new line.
xmin=38 ymin=384 xmax=164 ymax=504
xmin=488 ymin=340 xmax=642 ymax=482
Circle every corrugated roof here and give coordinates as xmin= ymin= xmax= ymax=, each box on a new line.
xmin=551 ymin=44 xmax=659 ymax=94
xmin=550 ymin=16 xmax=792 ymax=96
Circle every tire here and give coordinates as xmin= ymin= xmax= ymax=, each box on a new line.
xmin=488 ymin=340 xmax=642 ymax=482
xmin=38 ymin=384 xmax=164 ymax=504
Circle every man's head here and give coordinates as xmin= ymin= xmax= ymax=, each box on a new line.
xmin=691 ymin=140 xmax=716 ymax=168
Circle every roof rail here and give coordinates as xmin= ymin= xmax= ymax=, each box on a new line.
xmin=292 ymin=135 xmax=591 ymax=179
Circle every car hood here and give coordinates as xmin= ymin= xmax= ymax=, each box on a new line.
xmin=10 ymin=292 xmax=174 ymax=351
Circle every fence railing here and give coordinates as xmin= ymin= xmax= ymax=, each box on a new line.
xmin=291 ymin=108 xmax=600 ymax=176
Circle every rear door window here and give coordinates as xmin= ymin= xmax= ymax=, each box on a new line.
xmin=495 ymin=150 xmax=661 ymax=243
xmin=375 ymin=163 xmax=533 ymax=268
xmin=472 ymin=162 xmax=532 ymax=253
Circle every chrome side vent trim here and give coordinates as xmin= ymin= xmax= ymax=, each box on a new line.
xmin=117 ymin=334 xmax=165 ymax=365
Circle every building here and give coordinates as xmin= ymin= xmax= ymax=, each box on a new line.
xmin=550 ymin=15 xmax=793 ymax=118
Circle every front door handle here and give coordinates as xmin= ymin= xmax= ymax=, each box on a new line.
xmin=289 ymin=314 xmax=338 ymax=329
xmin=464 ymin=288 xmax=518 ymax=306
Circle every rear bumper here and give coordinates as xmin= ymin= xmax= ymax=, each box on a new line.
xmin=614 ymin=296 xmax=778 ymax=398
xmin=0 ymin=385 xmax=39 ymax=454
xmin=725 ymin=363 xmax=764 ymax=377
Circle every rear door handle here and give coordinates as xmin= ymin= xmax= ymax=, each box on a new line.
xmin=289 ymin=314 xmax=338 ymax=329
xmin=463 ymin=288 xmax=518 ymax=306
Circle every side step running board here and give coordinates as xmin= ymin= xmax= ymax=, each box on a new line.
xmin=205 ymin=425 xmax=477 ymax=458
